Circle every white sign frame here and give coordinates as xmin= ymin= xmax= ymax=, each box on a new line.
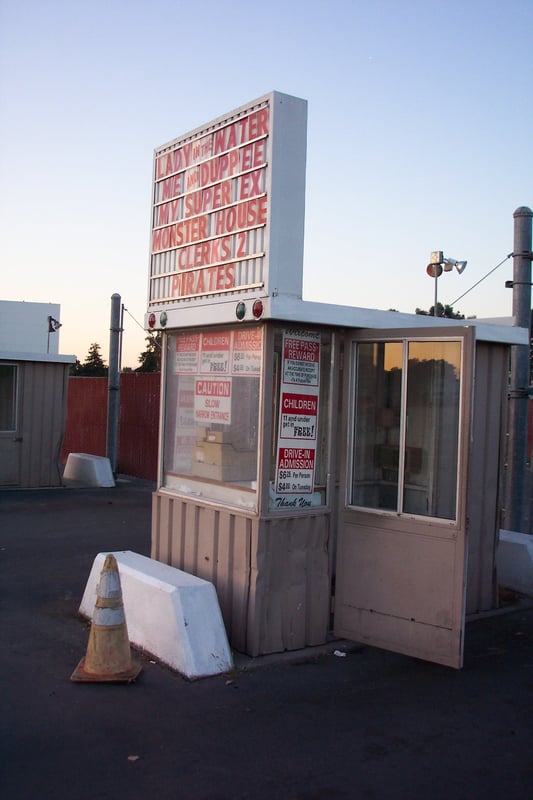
xmin=147 ymin=92 xmax=307 ymax=322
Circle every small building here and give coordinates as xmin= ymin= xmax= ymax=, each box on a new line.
xmin=145 ymin=93 xmax=528 ymax=668
xmin=0 ymin=300 xmax=76 ymax=487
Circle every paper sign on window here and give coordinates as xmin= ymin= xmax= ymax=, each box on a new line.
xmin=274 ymin=331 xmax=320 ymax=500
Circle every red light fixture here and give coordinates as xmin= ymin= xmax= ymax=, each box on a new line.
xmin=252 ymin=299 xmax=263 ymax=319
xmin=148 ymin=313 xmax=156 ymax=328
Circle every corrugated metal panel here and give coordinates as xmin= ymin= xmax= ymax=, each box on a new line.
xmin=151 ymin=492 xmax=255 ymax=653
xmin=19 ymin=361 xmax=70 ymax=487
xmin=248 ymin=514 xmax=330 ymax=656
xmin=466 ymin=342 xmax=508 ymax=613
xmin=151 ymin=491 xmax=331 ymax=656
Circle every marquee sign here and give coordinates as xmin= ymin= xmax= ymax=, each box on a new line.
xmin=148 ymin=92 xmax=307 ymax=316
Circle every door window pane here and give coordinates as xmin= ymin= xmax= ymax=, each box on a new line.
xmin=0 ymin=364 xmax=17 ymax=431
xmin=350 ymin=339 xmax=462 ymax=521
xmin=403 ymin=341 xmax=461 ymax=519
xmin=352 ymin=342 xmax=403 ymax=510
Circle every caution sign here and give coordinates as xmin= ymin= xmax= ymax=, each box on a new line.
xmin=194 ymin=378 xmax=232 ymax=425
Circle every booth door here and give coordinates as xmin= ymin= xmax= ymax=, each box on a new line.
xmin=334 ymin=329 xmax=474 ymax=668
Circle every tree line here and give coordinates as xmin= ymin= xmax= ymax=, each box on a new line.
xmin=70 ymin=334 xmax=161 ymax=376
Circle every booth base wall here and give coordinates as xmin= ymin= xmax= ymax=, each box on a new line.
xmin=151 ymin=491 xmax=331 ymax=657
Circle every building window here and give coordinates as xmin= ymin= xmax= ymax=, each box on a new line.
xmin=0 ymin=364 xmax=17 ymax=432
xmin=349 ymin=339 xmax=462 ymax=520
xmin=162 ymin=327 xmax=261 ymax=508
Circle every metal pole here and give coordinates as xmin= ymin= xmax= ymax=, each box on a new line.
xmin=119 ymin=303 xmax=124 ymax=372
xmin=433 ymin=273 xmax=438 ymax=316
xmin=106 ymin=293 xmax=122 ymax=475
xmin=506 ymin=206 xmax=532 ymax=532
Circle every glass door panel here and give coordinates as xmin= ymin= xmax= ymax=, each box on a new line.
xmin=403 ymin=341 xmax=461 ymax=519
xmin=352 ymin=342 xmax=403 ymax=511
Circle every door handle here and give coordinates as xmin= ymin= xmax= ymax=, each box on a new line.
xmin=13 ymin=437 xmax=23 ymax=442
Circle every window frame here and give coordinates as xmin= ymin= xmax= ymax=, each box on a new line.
xmin=265 ymin=325 xmax=335 ymax=514
xmin=346 ymin=333 xmax=466 ymax=524
xmin=0 ymin=363 xmax=18 ymax=433
xmin=159 ymin=325 xmax=264 ymax=512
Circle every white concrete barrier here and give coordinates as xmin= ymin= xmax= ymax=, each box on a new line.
xmin=79 ymin=551 xmax=234 ymax=679
xmin=63 ymin=453 xmax=115 ymax=487
xmin=497 ymin=530 xmax=533 ymax=597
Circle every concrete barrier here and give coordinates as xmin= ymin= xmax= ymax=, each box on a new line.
xmin=79 ymin=551 xmax=234 ymax=679
xmin=63 ymin=453 xmax=115 ymax=487
xmin=497 ymin=530 xmax=533 ymax=597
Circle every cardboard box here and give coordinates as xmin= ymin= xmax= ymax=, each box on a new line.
xmin=206 ymin=430 xmax=234 ymax=444
xmin=191 ymin=461 xmax=257 ymax=483
xmin=195 ymin=441 xmax=255 ymax=468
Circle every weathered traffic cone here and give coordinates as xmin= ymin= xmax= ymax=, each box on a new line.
xmin=71 ymin=554 xmax=141 ymax=683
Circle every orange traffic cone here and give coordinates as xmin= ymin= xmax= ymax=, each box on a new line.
xmin=71 ymin=554 xmax=141 ymax=683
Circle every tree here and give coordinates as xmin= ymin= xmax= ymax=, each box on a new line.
xmin=71 ymin=343 xmax=108 ymax=376
xmin=136 ymin=333 xmax=162 ymax=373
xmin=415 ymin=303 xmax=465 ymax=319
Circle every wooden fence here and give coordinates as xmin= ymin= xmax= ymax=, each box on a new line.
xmin=61 ymin=373 xmax=160 ymax=481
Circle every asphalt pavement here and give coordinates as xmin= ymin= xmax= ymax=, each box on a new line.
xmin=1 ymin=479 xmax=532 ymax=800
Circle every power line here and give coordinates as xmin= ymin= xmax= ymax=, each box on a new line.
xmin=449 ymin=253 xmax=513 ymax=307
xmin=123 ymin=306 xmax=162 ymax=349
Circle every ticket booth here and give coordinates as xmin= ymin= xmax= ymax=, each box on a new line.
xmin=146 ymin=92 xmax=527 ymax=667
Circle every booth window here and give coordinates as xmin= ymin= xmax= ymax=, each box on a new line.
xmin=0 ymin=364 xmax=17 ymax=431
xmin=268 ymin=328 xmax=332 ymax=511
xmin=350 ymin=339 xmax=461 ymax=520
xmin=162 ymin=327 xmax=261 ymax=508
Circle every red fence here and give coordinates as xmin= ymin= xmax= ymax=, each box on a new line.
xmin=61 ymin=373 xmax=161 ymax=481
xmin=62 ymin=374 xmax=533 ymax=486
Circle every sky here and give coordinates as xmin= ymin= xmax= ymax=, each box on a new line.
xmin=1 ymin=0 xmax=532 ymax=369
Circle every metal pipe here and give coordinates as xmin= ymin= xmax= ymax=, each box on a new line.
xmin=106 ymin=293 xmax=122 ymax=475
xmin=505 ymin=206 xmax=532 ymax=532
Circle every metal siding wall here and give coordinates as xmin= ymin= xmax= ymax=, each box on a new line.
xmin=466 ymin=343 xmax=508 ymax=614
xmin=151 ymin=492 xmax=331 ymax=656
xmin=19 ymin=361 xmax=69 ymax=487
xmin=151 ymin=492 xmax=255 ymax=654
xmin=248 ymin=514 xmax=330 ymax=656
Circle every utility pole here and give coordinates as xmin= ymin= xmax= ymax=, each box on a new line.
xmin=106 ymin=293 xmax=122 ymax=475
xmin=505 ymin=206 xmax=533 ymax=532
